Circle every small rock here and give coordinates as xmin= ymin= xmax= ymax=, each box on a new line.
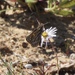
xmin=5 ymin=0 xmax=15 ymax=6
xmin=6 ymin=9 xmax=14 ymax=15
xmin=65 ymin=73 xmax=69 ymax=75
xmin=21 ymin=56 xmax=29 ymax=62
xmin=72 ymin=36 xmax=75 ymax=40
xmin=37 ymin=58 xmax=44 ymax=62
xmin=27 ymin=31 xmax=32 ymax=34
xmin=69 ymin=60 xmax=74 ymax=64
xmin=70 ymin=53 xmax=75 ymax=60
xmin=44 ymin=63 xmax=51 ymax=69
xmin=24 ymin=64 xmax=33 ymax=69
xmin=22 ymin=42 xmax=28 ymax=48
xmin=12 ymin=60 xmax=19 ymax=67
xmin=12 ymin=37 xmax=17 ymax=42
xmin=28 ymin=61 xmax=37 ymax=67
xmin=36 ymin=58 xmax=45 ymax=65
xmin=69 ymin=24 xmax=73 ymax=28
xmin=16 ymin=20 xmax=20 ymax=24
xmin=55 ymin=73 xmax=59 ymax=75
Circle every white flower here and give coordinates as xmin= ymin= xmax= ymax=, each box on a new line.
xmin=41 ymin=27 xmax=57 ymax=47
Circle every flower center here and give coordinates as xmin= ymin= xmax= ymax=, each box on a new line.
xmin=42 ymin=31 xmax=48 ymax=38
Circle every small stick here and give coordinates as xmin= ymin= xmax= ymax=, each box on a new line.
xmin=49 ymin=39 xmax=60 ymax=74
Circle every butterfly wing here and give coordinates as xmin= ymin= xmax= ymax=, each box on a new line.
xmin=26 ymin=22 xmax=50 ymax=47
xmin=26 ymin=26 xmax=42 ymax=47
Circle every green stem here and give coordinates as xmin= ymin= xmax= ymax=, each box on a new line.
xmin=0 ymin=54 xmax=15 ymax=75
xmin=0 ymin=8 xmax=19 ymax=14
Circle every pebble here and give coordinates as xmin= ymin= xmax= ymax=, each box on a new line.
xmin=65 ymin=73 xmax=69 ymax=75
xmin=72 ymin=36 xmax=75 ymax=40
xmin=44 ymin=63 xmax=51 ymax=68
xmin=12 ymin=60 xmax=19 ymax=66
xmin=24 ymin=64 xmax=33 ymax=69
xmin=21 ymin=56 xmax=29 ymax=63
xmin=70 ymin=53 xmax=75 ymax=60
xmin=22 ymin=42 xmax=28 ymax=48
xmin=69 ymin=53 xmax=75 ymax=64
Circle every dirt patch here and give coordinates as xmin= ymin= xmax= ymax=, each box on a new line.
xmin=0 ymin=9 xmax=75 ymax=75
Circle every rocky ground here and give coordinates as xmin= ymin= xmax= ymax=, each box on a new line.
xmin=0 ymin=8 xmax=75 ymax=75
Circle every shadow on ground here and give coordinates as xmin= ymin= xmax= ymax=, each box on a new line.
xmin=0 ymin=10 xmax=75 ymax=54
xmin=4 ymin=11 xmax=75 ymax=36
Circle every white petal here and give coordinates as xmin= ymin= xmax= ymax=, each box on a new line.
xmin=48 ymin=27 xmax=53 ymax=31
xmin=47 ymin=27 xmax=57 ymax=37
xmin=45 ymin=29 xmax=49 ymax=32
xmin=48 ymin=31 xmax=56 ymax=35
xmin=41 ymin=36 xmax=45 ymax=47
xmin=49 ymin=34 xmax=57 ymax=37
xmin=50 ymin=27 xmax=57 ymax=32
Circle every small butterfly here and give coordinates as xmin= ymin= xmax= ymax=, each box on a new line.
xmin=26 ymin=21 xmax=49 ymax=47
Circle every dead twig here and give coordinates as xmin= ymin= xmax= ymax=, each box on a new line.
xmin=49 ymin=40 xmax=60 ymax=74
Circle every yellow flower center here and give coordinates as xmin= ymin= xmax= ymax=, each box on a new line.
xmin=42 ymin=31 xmax=48 ymax=38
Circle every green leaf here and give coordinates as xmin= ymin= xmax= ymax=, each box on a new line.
xmin=25 ymin=0 xmax=38 ymax=3
xmin=55 ymin=9 xmax=74 ymax=16
xmin=59 ymin=0 xmax=75 ymax=8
